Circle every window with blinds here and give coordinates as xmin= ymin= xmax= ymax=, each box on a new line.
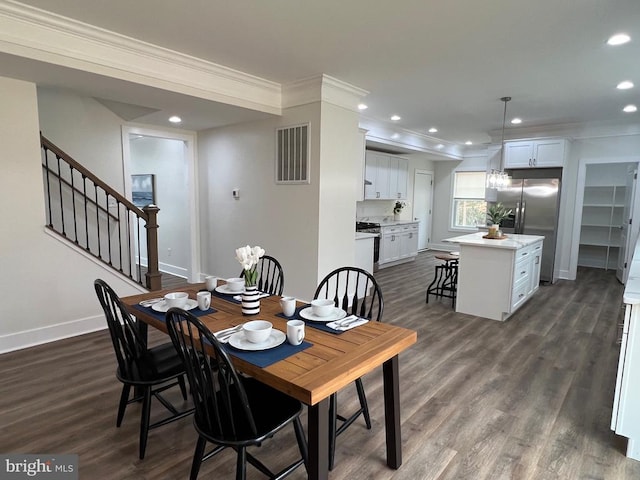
xmin=452 ymin=171 xmax=487 ymax=228
xmin=276 ymin=124 xmax=309 ymax=184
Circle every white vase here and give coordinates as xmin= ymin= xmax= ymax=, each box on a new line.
xmin=241 ymin=285 xmax=260 ymax=315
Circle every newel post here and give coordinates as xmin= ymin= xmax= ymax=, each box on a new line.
xmin=143 ymin=204 xmax=162 ymax=291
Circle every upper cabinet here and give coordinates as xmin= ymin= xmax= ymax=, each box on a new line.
xmin=364 ymin=151 xmax=409 ymax=200
xmin=504 ymin=138 xmax=568 ymax=168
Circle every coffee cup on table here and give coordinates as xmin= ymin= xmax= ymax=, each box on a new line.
xmin=197 ymin=291 xmax=211 ymax=311
xmin=286 ymin=320 xmax=305 ymax=346
xmin=205 ymin=276 xmax=218 ymax=291
xmin=280 ymin=296 xmax=296 ymax=317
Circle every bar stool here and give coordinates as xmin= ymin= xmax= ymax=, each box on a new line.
xmin=426 ymin=253 xmax=459 ymax=308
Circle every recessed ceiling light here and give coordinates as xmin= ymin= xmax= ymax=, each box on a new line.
xmin=617 ymin=81 xmax=634 ymax=90
xmin=390 ymin=115 xmax=401 ymax=121
xmin=511 ymin=118 xmax=522 ymax=124
xmin=465 ymin=141 xmax=473 ymax=145
xmin=168 ymin=115 xmax=182 ymax=123
xmin=436 ymin=144 xmax=444 ymax=149
xmin=358 ymin=103 xmax=368 ymax=110
xmin=428 ymin=127 xmax=438 ymax=133
xmin=607 ymin=33 xmax=631 ymax=46
xmin=391 ymin=133 xmax=400 ymax=139
xmin=623 ymin=104 xmax=638 ymax=113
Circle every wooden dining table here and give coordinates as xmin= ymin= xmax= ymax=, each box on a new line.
xmin=121 ymin=283 xmax=417 ymax=480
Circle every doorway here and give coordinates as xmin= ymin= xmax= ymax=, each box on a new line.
xmin=413 ymin=169 xmax=434 ymax=251
xmin=122 ymin=126 xmax=199 ymax=283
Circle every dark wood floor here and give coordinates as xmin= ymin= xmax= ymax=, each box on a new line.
xmin=2 ymin=252 xmax=640 ymax=479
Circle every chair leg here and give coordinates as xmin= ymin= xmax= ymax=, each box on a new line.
xmin=355 ymin=379 xmax=371 ymax=430
xmin=139 ymin=386 xmax=152 ymax=459
xmin=293 ymin=417 xmax=308 ymax=469
xmin=178 ymin=375 xmax=188 ymax=400
xmin=116 ymin=384 xmax=130 ymax=427
xmin=190 ymin=436 xmax=207 ymax=480
xmin=236 ymin=447 xmax=247 ymax=480
xmin=328 ymin=393 xmax=337 ymax=470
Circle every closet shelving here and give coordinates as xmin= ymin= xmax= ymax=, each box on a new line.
xmin=579 ymin=175 xmax=626 ymax=270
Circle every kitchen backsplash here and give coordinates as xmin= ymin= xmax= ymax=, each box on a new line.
xmin=356 ymin=199 xmax=402 ymax=222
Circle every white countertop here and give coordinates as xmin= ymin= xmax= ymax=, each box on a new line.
xmin=624 ymin=239 xmax=640 ymax=304
xmin=379 ymin=220 xmax=418 ymax=227
xmin=444 ymin=232 xmax=544 ymax=250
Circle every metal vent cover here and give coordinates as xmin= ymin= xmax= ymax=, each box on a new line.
xmin=276 ymin=124 xmax=309 ymax=184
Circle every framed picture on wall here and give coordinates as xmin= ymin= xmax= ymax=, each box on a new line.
xmin=131 ymin=174 xmax=156 ymax=207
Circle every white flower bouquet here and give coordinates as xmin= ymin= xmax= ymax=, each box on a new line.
xmin=235 ymin=245 xmax=265 ymax=287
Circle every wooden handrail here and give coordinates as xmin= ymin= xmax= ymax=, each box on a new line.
xmin=41 ymin=134 xmax=146 ymax=220
xmin=44 ymin=168 xmax=118 ymax=221
xmin=40 ymin=134 xmax=162 ymax=291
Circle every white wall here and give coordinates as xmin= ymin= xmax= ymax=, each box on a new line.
xmin=198 ymin=101 xmax=360 ymax=301
xmin=37 ymin=88 xmax=126 ymax=189
xmin=0 ymin=77 xmax=145 ymax=353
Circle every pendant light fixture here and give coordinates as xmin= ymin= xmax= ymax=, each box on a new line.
xmin=486 ymin=96 xmax=512 ymax=188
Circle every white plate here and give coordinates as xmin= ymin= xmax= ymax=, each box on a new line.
xmin=151 ymin=299 xmax=198 ymax=313
xmin=228 ymin=329 xmax=286 ymax=351
xmin=299 ymin=306 xmax=347 ymax=323
xmin=215 ymin=284 xmax=245 ymax=295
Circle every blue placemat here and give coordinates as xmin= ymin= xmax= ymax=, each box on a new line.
xmin=277 ymin=305 xmax=346 ymax=335
xmin=211 ymin=289 xmax=241 ymax=304
xmin=132 ymin=303 xmax=217 ymax=323
xmin=223 ymin=340 xmax=313 ymax=368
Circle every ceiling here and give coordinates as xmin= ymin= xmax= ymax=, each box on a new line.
xmin=5 ymin=0 xmax=640 ymax=151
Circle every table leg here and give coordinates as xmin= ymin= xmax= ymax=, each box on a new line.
xmin=307 ymin=398 xmax=329 ymax=480
xmin=383 ymin=355 xmax=402 ymax=469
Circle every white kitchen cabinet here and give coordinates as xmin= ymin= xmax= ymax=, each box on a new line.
xmin=611 ymin=239 xmax=640 ymax=461
xmin=504 ymin=138 xmax=568 ymax=168
xmin=364 ymin=151 xmax=390 ymax=199
xmin=444 ymin=233 xmax=543 ymax=321
xmin=388 ymin=156 xmax=409 ymax=199
xmin=399 ymin=223 xmax=419 ymax=259
xmin=378 ymin=222 xmax=419 ymax=268
xmin=364 ymin=151 xmax=408 ymax=200
xmin=356 ymin=128 xmax=367 ymax=202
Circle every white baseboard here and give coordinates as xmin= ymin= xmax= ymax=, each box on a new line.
xmin=0 ymin=314 xmax=107 ymax=354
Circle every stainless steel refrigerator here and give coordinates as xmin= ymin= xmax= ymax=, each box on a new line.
xmin=496 ymin=168 xmax=562 ymax=283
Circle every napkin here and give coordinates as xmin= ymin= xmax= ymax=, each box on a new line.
xmin=213 ymin=325 xmax=243 ymax=344
xmin=327 ymin=315 xmax=369 ymax=331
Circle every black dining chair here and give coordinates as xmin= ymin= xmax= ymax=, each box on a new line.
xmin=238 ymin=254 xmax=284 ymax=295
xmin=313 ymin=266 xmax=384 ymax=470
xmin=94 ymin=279 xmax=193 ymax=459
xmin=165 ymin=307 xmax=308 ymax=480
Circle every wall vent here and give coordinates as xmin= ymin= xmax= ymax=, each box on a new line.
xmin=276 ymin=124 xmax=309 ymax=184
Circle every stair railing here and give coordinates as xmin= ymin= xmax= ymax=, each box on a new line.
xmin=40 ymin=134 xmax=161 ymax=290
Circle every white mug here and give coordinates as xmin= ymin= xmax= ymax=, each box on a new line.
xmin=197 ymin=291 xmax=211 ymax=311
xmin=205 ymin=276 xmax=218 ymax=291
xmin=280 ymin=296 xmax=296 ymax=317
xmin=286 ymin=320 xmax=305 ymax=346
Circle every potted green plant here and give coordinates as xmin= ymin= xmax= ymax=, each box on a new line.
xmin=486 ymin=203 xmax=512 ymax=237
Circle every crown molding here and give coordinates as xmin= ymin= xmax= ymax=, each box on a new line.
xmin=489 ymin=119 xmax=640 ymax=142
xmin=282 ymin=74 xmax=368 ymax=110
xmin=0 ymin=0 xmax=281 ymax=114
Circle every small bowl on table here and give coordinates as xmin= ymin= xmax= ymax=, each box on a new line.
xmin=243 ymin=320 xmax=273 ymax=344
xmin=164 ymin=292 xmax=189 ymax=308
xmin=311 ymin=299 xmax=334 ymax=317
xmin=226 ymin=277 xmax=245 ymax=293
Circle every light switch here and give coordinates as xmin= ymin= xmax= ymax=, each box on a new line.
xmin=232 ymin=188 xmax=240 ymax=199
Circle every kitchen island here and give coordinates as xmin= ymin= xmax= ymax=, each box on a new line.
xmin=444 ymin=232 xmax=544 ymax=321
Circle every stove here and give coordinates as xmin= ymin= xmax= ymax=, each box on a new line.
xmin=355 ymin=221 xmax=381 ymax=266
xmin=355 ymin=221 xmax=381 ymax=233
